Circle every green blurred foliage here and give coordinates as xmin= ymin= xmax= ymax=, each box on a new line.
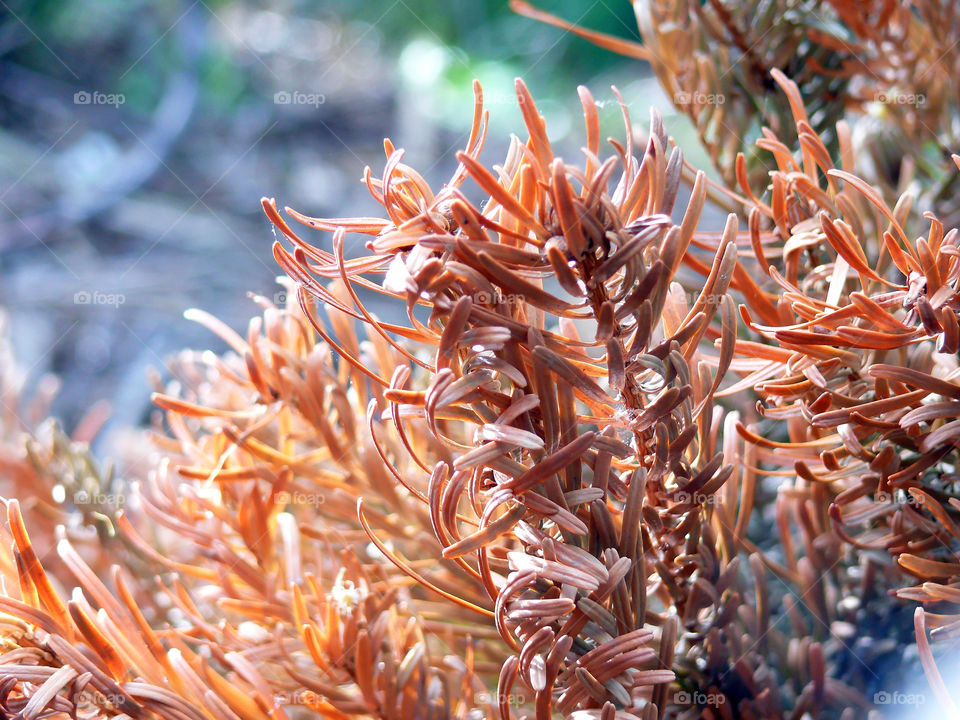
xmin=326 ymin=0 xmax=639 ymax=80
xmin=3 ymin=0 xmax=641 ymax=117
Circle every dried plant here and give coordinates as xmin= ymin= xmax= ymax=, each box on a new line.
xmin=267 ymin=78 xmax=734 ymax=717
xmin=513 ymin=0 xmax=960 ymax=223
xmin=262 ymin=78 xmax=922 ymax=718
xmin=0 ymin=11 xmax=960 ymax=720
xmin=0 ymin=292 xmax=495 ymax=720
xmin=710 ymin=68 xmax=960 ymax=715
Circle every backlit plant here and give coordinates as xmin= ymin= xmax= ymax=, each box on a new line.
xmin=0 ymin=4 xmax=959 ymax=720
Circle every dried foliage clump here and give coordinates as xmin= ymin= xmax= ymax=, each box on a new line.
xmin=261 ymin=75 xmax=960 ymax=718
xmin=1 ymin=11 xmax=960 ymax=720
xmin=271 ymin=78 xmax=751 ymax=718
xmin=514 ymin=0 xmax=960 ymax=223
xmin=710 ymin=64 xmax=960 ymax=715
xmin=0 ymin=293 xmax=497 ymax=720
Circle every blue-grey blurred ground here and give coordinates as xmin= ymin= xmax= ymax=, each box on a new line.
xmin=0 ymin=0 xmax=716 ymax=450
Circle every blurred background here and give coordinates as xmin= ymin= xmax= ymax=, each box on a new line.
xmin=0 ymin=0 xmax=713 ymax=449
